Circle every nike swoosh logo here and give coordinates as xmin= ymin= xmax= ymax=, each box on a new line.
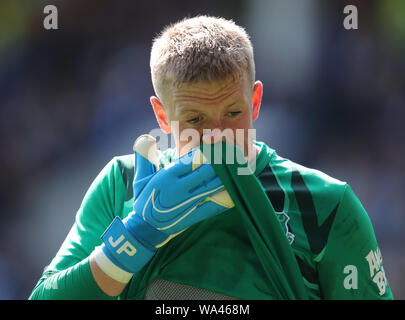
xmin=142 ymin=185 xmax=224 ymax=231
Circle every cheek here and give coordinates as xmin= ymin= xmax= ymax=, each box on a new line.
xmin=225 ymin=113 xmax=252 ymax=130
xmin=227 ymin=114 xmax=255 ymax=148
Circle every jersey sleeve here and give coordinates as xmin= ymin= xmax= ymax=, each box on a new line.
xmin=29 ymin=157 xmax=127 ymax=300
xmin=317 ymin=184 xmax=393 ymax=299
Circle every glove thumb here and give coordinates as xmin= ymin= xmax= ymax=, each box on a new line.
xmin=133 ymin=134 xmax=159 ymax=198
xmin=192 ymin=148 xmax=235 ymax=209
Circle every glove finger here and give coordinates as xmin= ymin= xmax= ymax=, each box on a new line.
xmin=181 ymin=162 xmax=219 ymax=190
xmin=133 ymin=135 xmax=159 ymax=198
xmin=166 ymin=147 xmax=207 ymax=177
xmin=187 ymin=174 xmax=224 ymax=198
xmin=159 ymin=163 xmax=219 ymax=201
xmin=157 ymin=148 xmax=217 ymax=196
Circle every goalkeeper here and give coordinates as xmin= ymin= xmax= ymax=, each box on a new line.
xmin=29 ymin=16 xmax=393 ymax=300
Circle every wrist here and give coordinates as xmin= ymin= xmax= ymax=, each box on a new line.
xmin=98 ymin=217 xmax=156 ymax=279
xmin=91 ymin=245 xmax=134 ymax=284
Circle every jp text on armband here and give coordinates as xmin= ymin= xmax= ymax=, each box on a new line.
xmin=101 ymin=217 xmax=154 ymax=273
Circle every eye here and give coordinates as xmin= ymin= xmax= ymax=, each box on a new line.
xmin=228 ymin=111 xmax=241 ymax=117
xmin=187 ymin=116 xmax=202 ymax=124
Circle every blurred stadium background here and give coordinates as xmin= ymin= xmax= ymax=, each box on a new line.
xmin=0 ymin=0 xmax=404 ymax=299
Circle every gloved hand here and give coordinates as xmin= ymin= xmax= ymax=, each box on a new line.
xmin=94 ymin=135 xmax=234 ymax=283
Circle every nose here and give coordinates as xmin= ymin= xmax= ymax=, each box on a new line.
xmin=201 ymin=118 xmax=222 ymax=142
xmin=206 ymin=118 xmax=223 ymax=131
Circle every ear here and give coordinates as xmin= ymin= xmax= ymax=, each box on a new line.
xmin=252 ymin=81 xmax=263 ymax=121
xmin=150 ymin=96 xmax=171 ymax=134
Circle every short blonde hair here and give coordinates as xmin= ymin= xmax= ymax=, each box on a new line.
xmin=150 ymin=15 xmax=255 ymax=99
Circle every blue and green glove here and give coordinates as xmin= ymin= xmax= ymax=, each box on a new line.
xmin=93 ymin=135 xmax=234 ymax=283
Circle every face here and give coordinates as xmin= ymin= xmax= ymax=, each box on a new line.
xmin=151 ymin=74 xmax=263 ymax=159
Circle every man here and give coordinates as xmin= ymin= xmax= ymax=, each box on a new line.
xmin=29 ymin=16 xmax=393 ymax=300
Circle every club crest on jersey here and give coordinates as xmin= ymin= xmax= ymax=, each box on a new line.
xmin=276 ymin=211 xmax=295 ymax=245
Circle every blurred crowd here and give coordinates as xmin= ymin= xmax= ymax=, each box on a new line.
xmin=0 ymin=0 xmax=404 ymax=299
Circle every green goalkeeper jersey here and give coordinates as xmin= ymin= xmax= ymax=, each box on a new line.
xmin=29 ymin=141 xmax=393 ymax=300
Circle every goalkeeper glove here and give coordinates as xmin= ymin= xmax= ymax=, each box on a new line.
xmin=93 ymin=135 xmax=234 ymax=283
